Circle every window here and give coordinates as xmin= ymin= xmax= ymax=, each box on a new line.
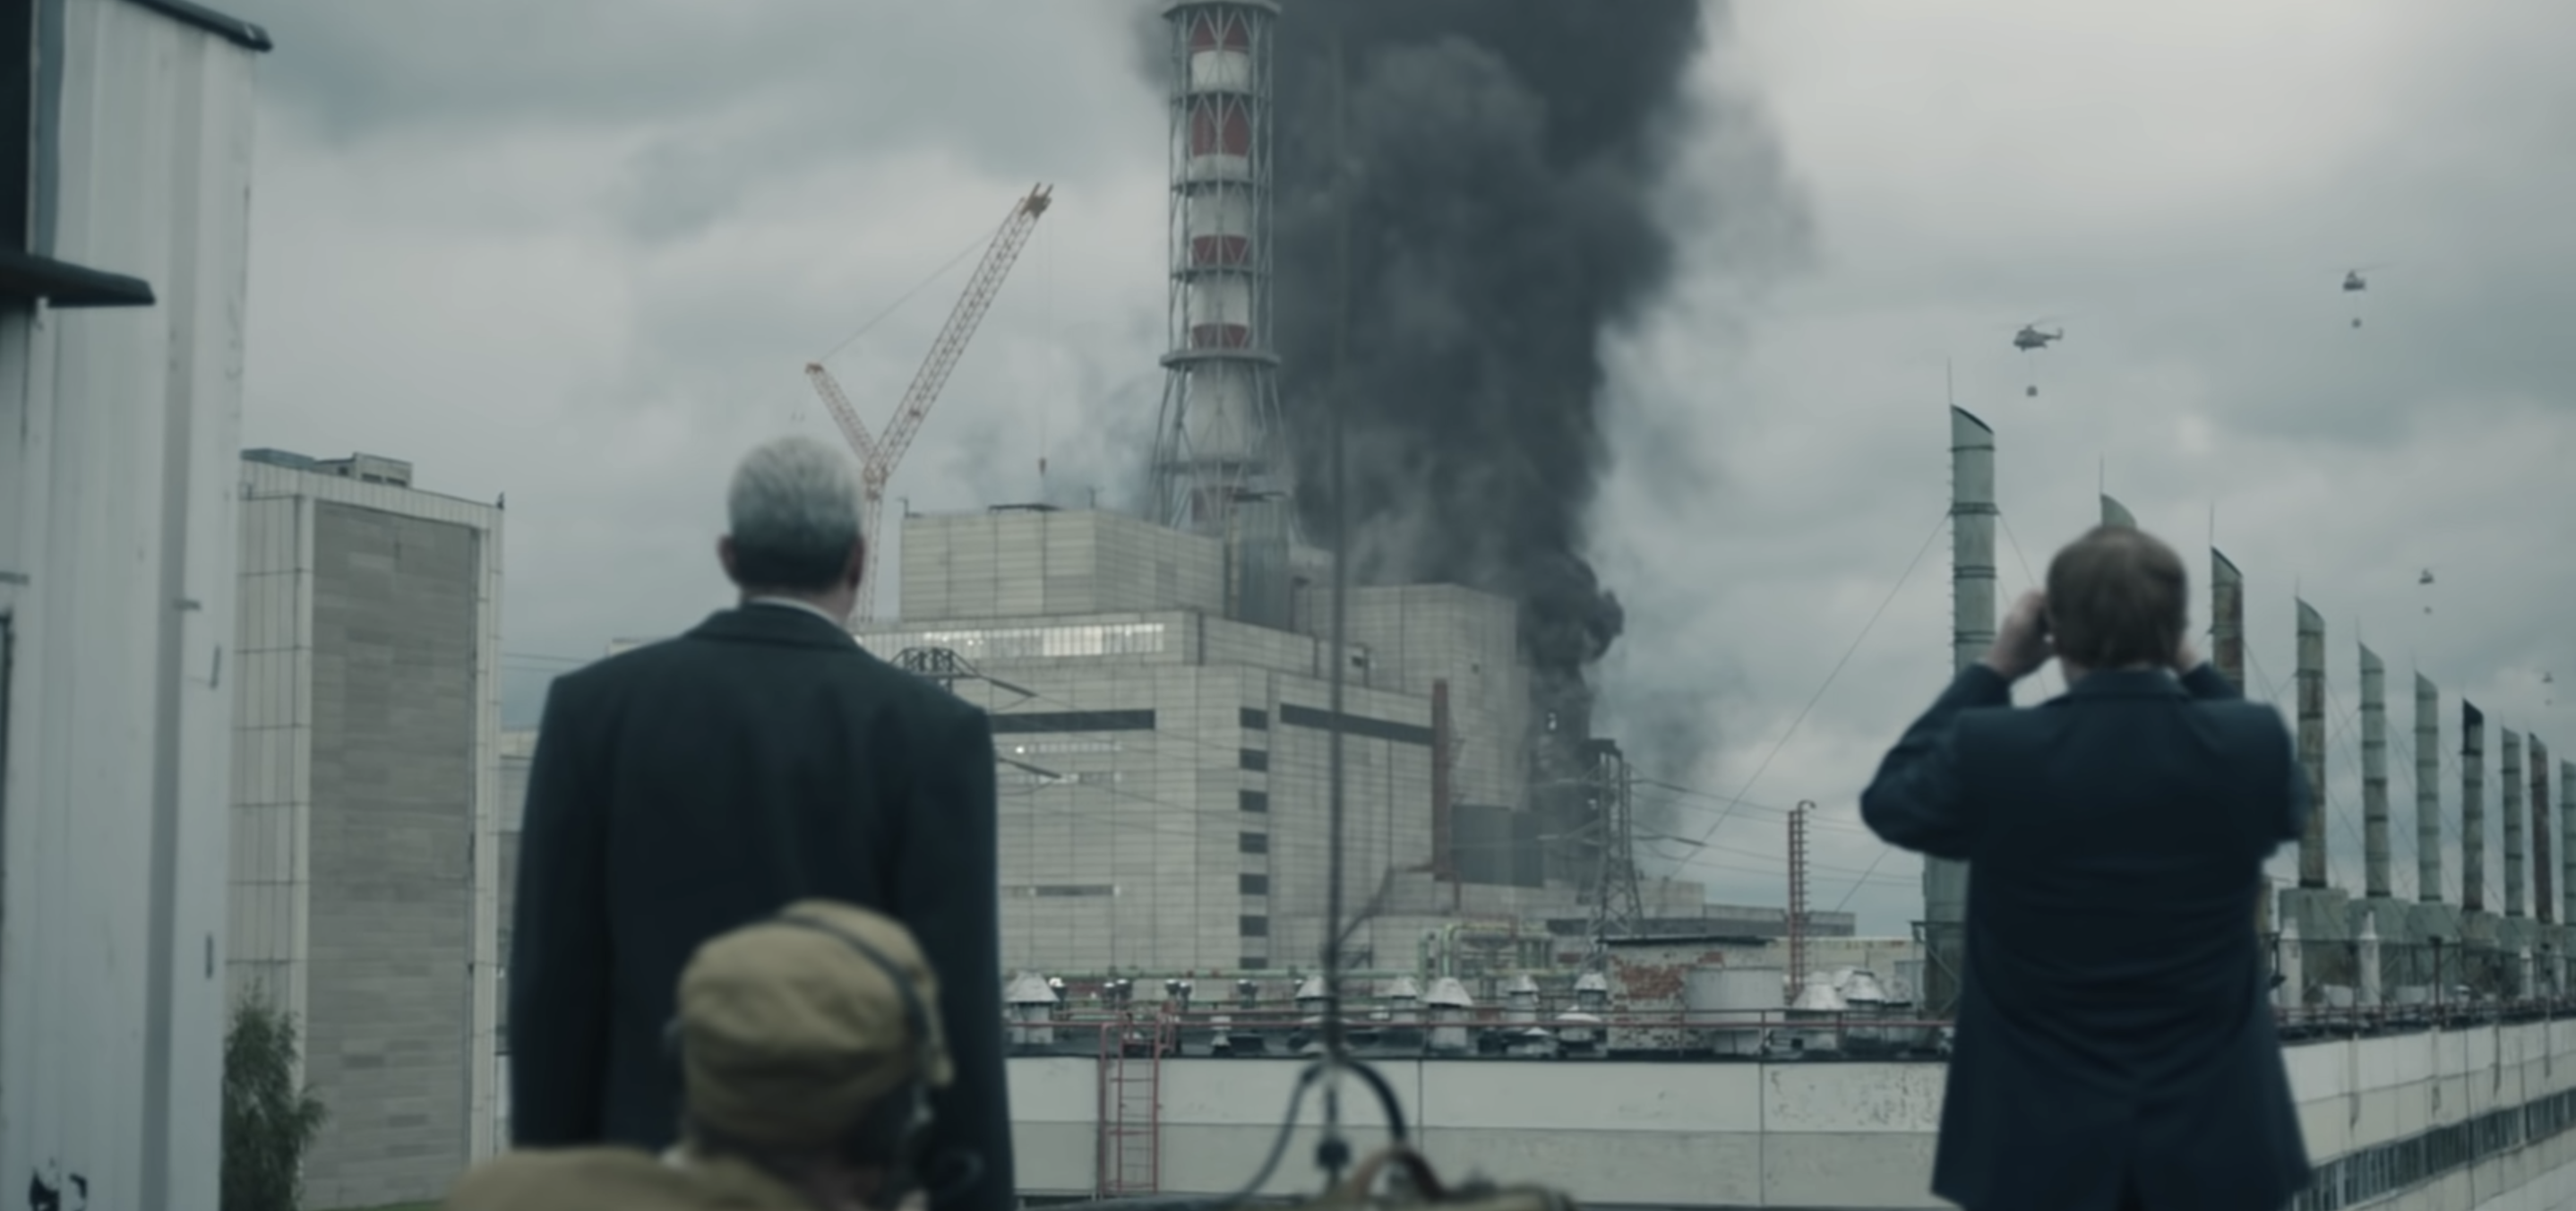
xmin=991 ymin=709 xmax=1155 ymax=734
xmin=863 ymin=622 xmax=1168 ymax=662
xmin=1238 ymin=832 xmax=1268 ymax=855
xmin=1239 ymin=789 xmax=1267 ymax=813
xmin=1239 ymin=748 xmax=1267 ymax=771
xmin=1238 ymin=915 xmax=1269 ymax=938
xmin=1240 ymin=707 xmax=1268 ymax=730
xmin=1239 ymin=873 xmax=1268 ymax=896
xmin=1239 ymin=958 xmax=1269 ymax=970
xmin=1014 ymin=884 xmax=1117 ymax=898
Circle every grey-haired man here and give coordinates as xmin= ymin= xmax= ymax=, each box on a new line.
xmin=507 ymin=437 xmax=1013 ymax=1211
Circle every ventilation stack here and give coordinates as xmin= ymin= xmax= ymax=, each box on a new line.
xmin=2350 ymin=647 xmax=2401 ymax=957
xmin=2413 ymin=674 xmax=2456 ymax=946
xmin=1925 ymin=406 xmax=1995 ymax=1018
xmin=2563 ymin=757 xmax=2576 ymax=971
xmin=2211 ymin=551 xmax=2246 ymax=691
xmin=2532 ymin=737 xmax=2554 ymax=927
xmin=2503 ymin=730 xmax=2529 ymax=956
xmin=1149 ymin=0 xmax=1293 ymax=628
xmin=2460 ymin=702 xmax=2492 ymax=950
xmin=2280 ymin=600 xmax=2351 ymax=971
xmin=2211 ymin=550 xmax=2263 ymax=933
xmin=2099 ymin=494 xmax=2135 ymax=528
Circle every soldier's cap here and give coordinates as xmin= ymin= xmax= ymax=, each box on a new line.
xmin=677 ymin=900 xmax=954 ymax=1150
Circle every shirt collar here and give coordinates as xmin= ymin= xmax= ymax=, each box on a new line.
xmin=744 ymin=596 xmax=851 ymax=631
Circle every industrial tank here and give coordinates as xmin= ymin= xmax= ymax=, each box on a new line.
xmin=1684 ymin=966 xmax=1782 ymax=1057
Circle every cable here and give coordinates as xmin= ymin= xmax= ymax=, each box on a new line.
xmin=1679 ymin=506 xmax=1953 ymax=853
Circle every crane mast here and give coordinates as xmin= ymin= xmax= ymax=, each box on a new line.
xmin=806 ymin=182 xmax=1053 ymax=624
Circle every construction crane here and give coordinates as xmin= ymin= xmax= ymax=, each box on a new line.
xmin=806 ymin=182 xmax=1053 ymax=623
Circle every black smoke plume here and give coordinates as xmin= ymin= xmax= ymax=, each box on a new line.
xmin=1267 ymin=1 xmax=1703 ymax=730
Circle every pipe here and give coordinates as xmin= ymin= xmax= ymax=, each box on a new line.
xmin=2503 ymin=729 xmax=2525 ymax=918
xmin=2211 ymin=550 xmax=2246 ymax=692
xmin=2416 ymin=674 xmax=2442 ymax=904
xmin=2360 ymin=645 xmax=2391 ymax=898
xmin=1928 ymin=407 xmax=1995 ymax=1018
xmin=2532 ymin=737 xmax=2553 ymax=923
xmin=2295 ymin=599 xmax=2328 ymax=889
xmin=2462 ymin=702 xmax=2486 ymax=914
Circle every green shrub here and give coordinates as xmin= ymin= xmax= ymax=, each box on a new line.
xmin=222 ymin=985 xmax=328 ymax=1211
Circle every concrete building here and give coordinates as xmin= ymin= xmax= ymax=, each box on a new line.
xmin=0 ymin=2 xmax=268 ymax=1203
xmin=859 ymin=507 xmax=1728 ymax=977
xmin=229 ymin=450 xmax=504 ymax=1207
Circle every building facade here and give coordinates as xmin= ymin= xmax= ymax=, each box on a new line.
xmin=863 ymin=508 xmax=1716 ymax=977
xmin=229 ymin=450 xmax=504 ymax=1207
xmin=0 ymin=2 xmax=268 ymax=1204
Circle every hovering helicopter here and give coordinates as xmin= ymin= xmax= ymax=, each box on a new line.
xmin=2011 ymin=321 xmax=2065 ymax=397
xmin=2013 ymin=323 xmax=2065 ymax=351
xmin=2419 ymin=569 xmax=2434 ymax=585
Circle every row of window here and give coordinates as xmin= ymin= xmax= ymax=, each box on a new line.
xmin=2293 ymin=1086 xmax=2576 ymax=1210
xmin=870 ymin=622 xmax=1169 ymax=661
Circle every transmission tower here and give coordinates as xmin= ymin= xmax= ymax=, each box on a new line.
xmin=1586 ymin=741 xmax=1644 ymax=941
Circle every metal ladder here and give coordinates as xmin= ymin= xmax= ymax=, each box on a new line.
xmin=1095 ymin=1012 xmax=1166 ymax=1197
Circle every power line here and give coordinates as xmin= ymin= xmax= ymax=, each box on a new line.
xmin=1679 ymin=506 xmax=1953 ymax=855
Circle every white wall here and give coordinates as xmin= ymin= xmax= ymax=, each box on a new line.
xmin=1009 ymin=1019 xmax=2576 ymax=1209
xmin=0 ymin=1 xmax=262 ymax=1204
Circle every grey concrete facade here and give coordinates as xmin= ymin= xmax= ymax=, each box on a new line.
xmin=229 ymin=453 xmax=502 ymax=1207
xmin=863 ymin=508 xmax=1721 ymax=977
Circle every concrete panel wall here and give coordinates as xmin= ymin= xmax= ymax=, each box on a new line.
xmin=1008 ymin=1022 xmax=2576 ymax=1209
xmin=298 ymin=502 xmax=485 ymax=1209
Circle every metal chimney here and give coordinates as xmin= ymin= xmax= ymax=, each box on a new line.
xmin=1150 ymin=0 xmax=1293 ymax=625
xmin=2295 ymin=600 xmax=2328 ymax=889
xmin=2564 ymin=757 xmax=2576 ymax=926
xmin=1927 ymin=406 xmax=1996 ymax=1018
xmin=2100 ymin=494 xmax=2135 ymax=528
xmin=2532 ymin=737 xmax=2553 ymax=923
xmin=2503 ymin=730 xmax=2525 ymax=917
xmin=2360 ymin=645 xmax=2391 ymax=899
xmin=2462 ymin=702 xmax=2486 ymax=914
xmin=2211 ymin=550 xmax=2245 ymax=691
xmin=2563 ymin=758 xmax=2576 ymax=926
xmin=2416 ymin=674 xmax=2442 ymax=903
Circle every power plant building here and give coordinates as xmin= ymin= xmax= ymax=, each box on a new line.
xmin=860 ymin=507 xmax=1736 ymax=976
xmin=228 ymin=450 xmax=505 ymax=1207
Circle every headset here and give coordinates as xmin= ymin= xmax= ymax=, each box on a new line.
xmin=665 ymin=908 xmax=938 ymax=1202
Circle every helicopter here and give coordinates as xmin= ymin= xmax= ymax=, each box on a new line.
xmin=2011 ymin=321 xmax=2064 ymax=397
xmin=2013 ymin=323 xmax=2065 ymax=351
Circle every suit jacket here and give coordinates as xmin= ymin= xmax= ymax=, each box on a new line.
xmin=1861 ymin=663 xmax=2313 ymax=1211
xmin=508 ymin=605 xmax=1014 ymax=1211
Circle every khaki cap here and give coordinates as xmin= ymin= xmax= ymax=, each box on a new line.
xmin=677 ymin=900 xmax=954 ymax=1150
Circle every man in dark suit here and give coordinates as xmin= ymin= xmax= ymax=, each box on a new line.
xmin=509 ymin=435 xmax=1013 ymax=1211
xmin=1862 ymin=524 xmax=2312 ymax=1211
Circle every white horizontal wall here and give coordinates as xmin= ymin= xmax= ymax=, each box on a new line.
xmin=1009 ymin=1021 xmax=2576 ymax=1209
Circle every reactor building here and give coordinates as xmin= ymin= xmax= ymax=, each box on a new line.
xmin=841 ymin=0 xmax=1816 ymax=981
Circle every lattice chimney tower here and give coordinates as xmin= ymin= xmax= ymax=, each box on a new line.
xmin=1150 ymin=1 xmax=1294 ymax=623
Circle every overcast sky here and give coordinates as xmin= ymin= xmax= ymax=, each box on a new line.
xmin=224 ymin=1 xmax=2576 ymax=937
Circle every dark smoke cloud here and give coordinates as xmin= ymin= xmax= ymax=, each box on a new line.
xmin=1266 ymin=0 xmax=1704 ymax=717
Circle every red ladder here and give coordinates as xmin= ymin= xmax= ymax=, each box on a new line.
xmin=1095 ymin=1012 xmax=1167 ymax=1196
